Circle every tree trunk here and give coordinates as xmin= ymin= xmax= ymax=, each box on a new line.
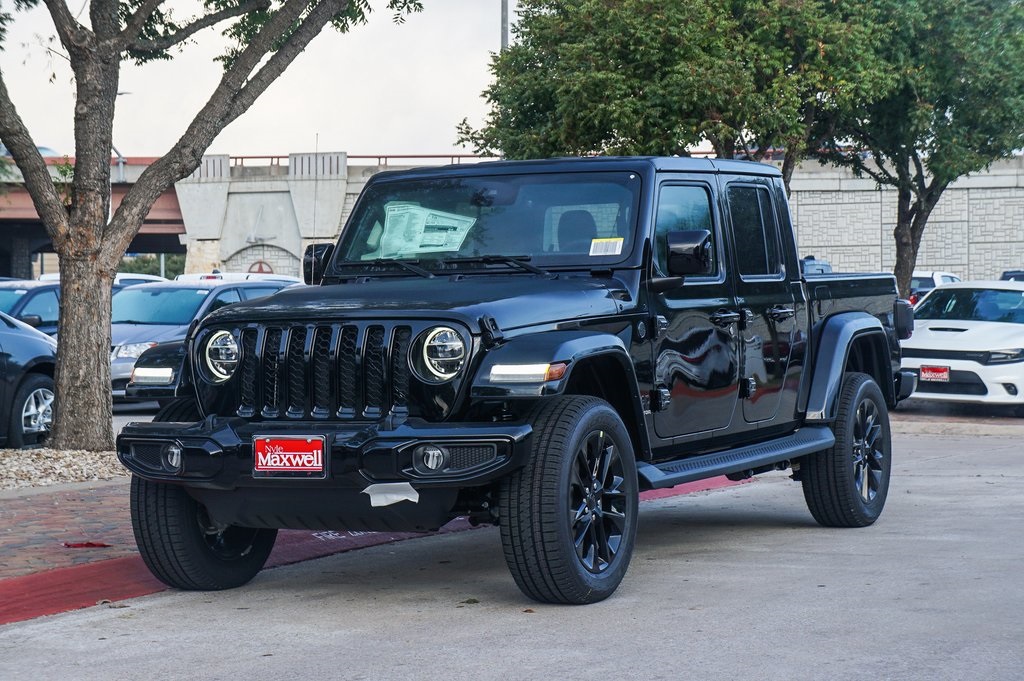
xmin=48 ymin=256 xmax=115 ymax=450
xmin=892 ymin=187 xmax=916 ymax=299
xmin=892 ymin=182 xmax=947 ymax=299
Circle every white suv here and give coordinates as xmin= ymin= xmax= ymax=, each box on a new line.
xmin=910 ymin=270 xmax=961 ymax=305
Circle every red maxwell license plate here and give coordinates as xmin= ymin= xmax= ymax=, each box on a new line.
xmin=919 ymin=366 xmax=950 ymax=382
xmin=253 ymin=436 xmax=327 ymax=479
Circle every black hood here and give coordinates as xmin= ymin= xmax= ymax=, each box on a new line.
xmin=203 ymin=275 xmax=631 ymax=332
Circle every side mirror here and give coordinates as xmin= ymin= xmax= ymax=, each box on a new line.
xmin=18 ymin=314 xmax=43 ymax=328
xmin=666 ymin=230 xmax=713 ymax=277
xmin=303 ymin=243 xmax=335 ymax=285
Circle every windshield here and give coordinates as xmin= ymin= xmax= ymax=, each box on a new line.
xmin=0 ymin=290 xmax=27 ymax=314
xmin=916 ymin=288 xmax=1024 ymax=324
xmin=112 ymin=288 xmax=210 ymax=325
xmin=332 ymin=171 xmax=641 ymax=274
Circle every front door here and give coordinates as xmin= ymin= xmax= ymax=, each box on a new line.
xmin=650 ymin=179 xmax=741 ymax=440
xmin=722 ymin=178 xmax=796 ymax=423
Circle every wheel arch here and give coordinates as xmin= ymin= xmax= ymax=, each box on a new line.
xmin=804 ymin=312 xmax=895 ymax=423
xmin=471 ymin=330 xmax=652 ymax=461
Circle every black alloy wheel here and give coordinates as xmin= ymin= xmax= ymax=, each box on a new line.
xmin=802 ymin=372 xmax=892 ymax=527
xmin=569 ymin=429 xmax=630 ymax=574
xmin=500 ymin=395 xmax=639 ymax=605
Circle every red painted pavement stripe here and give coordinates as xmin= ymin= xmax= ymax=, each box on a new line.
xmin=0 ymin=476 xmax=741 ymax=626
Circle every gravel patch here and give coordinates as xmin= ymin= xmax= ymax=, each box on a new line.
xmin=0 ymin=448 xmax=128 ymax=490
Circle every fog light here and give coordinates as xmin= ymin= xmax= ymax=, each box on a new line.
xmin=163 ymin=444 xmax=183 ymax=472
xmin=415 ymin=445 xmax=448 ymax=472
xmin=1003 ymin=383 xmax=1018 ymax=396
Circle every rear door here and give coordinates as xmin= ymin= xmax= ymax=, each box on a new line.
xmin=649 ymin=177 xmax=741 ymax=440
xmin=722 ymin=178 xmax=797 ymax=424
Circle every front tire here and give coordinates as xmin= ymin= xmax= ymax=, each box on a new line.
xmin=801 ymin=372 xmax=891 ymax=527
xmin=131 ymin=397 xmax=276 ymax=590
xmin=500 ymin=396 xmax=639 ymax=604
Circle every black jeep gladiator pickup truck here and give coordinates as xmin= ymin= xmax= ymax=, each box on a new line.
xmin=118 ymin=157 xmax=915 ymax=604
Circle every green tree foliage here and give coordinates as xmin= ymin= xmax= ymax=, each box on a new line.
xmin=119 ymin=253 xmax=186 ymax=279
xmin=817 ymin=0 xmax=1024 ymax=296
xmin=0 ymin=0 xmax=421 ymax=450
xmin=458 ymin=0 xmax=896 ymax=189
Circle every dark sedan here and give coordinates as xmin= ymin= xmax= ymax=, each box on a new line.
xmin=0 ymin=311 xmax=57 ymax=448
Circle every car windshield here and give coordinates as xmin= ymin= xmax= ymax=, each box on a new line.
xmin=0 ymin=289 xmax=27 ymax=314
xmin=910 ymin=277 xmax=934 ymax=291
xmin=331 ymin=171 xmax=642 ymax=274
xmin=915 ymin=288 xmax=1024 ymax=324
xmin=112 ymin=288 xmax=210 ymax=325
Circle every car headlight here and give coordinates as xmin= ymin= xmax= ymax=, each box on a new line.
xmin=987 ymin=348 xmax=1024 ymax=364
xmin=114 ymin=342 xmax=157 ymax=359
xmin=204 ymin=330 xmax=239 ymax=382
xmin=414 ymin=326 xmax=466 ymax=382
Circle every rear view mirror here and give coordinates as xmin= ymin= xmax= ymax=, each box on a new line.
xmin=303 ymin=243 xmax=335 ymax=285
xmin=666 ymin=230 xmax=713 ymax=277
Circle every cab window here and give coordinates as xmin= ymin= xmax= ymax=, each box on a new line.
xmin=727 ymin=185 xmax=782 ymax=278
xmin=654 ymin=185 xmax=715 ymax=277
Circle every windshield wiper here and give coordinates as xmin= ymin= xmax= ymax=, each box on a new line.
xmin=441 ymin=255 xmax=553 ymax=278
xmin=336 ymin=258 xmax=435 ymax=279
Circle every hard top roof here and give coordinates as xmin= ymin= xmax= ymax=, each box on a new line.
xmin=370 ymin=155 xmax=782 ymax=183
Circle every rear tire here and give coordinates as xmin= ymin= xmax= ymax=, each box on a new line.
xmin=500 ymin=396 xmax=639 ymax=604
xmin=131 ymin=397 xmax=276 ymax=590
xmin=801 ymin=372 xmax=891 ymax=527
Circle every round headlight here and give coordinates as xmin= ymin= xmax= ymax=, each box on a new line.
xmin=419 ymin=326 xmax=465 ymax=382
xmin=204 ymin=330 xmax=239 ymax=382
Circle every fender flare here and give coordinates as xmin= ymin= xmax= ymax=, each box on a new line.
xmin=804 ymin=312 xmax=894 ymax=423
xmin=471 ymin=330 xmax=651 ymax=457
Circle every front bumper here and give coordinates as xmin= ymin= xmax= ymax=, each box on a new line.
xmin=117 ymin=416 xmax=532 ymax=532
xmin=902 ymin=358 xmax=1024 ymax=405
xmin=110 ymin=357 xmax=136 ymax=399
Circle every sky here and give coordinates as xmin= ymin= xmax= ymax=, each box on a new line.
xmin=1 ymin=0 xmax=517 ymax=158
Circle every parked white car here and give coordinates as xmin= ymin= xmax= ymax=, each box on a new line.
xmin=901 ymin=281 xmax=1024 ymax=408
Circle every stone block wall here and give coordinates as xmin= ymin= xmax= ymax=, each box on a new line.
xmin=790 ymin=158 xmax=1024 ymax=279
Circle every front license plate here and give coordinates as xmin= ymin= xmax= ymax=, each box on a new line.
xmin=253 ymin=436 xmax=327 ymax=479
xmin=919 ymin=365 xmax=950 ymax=382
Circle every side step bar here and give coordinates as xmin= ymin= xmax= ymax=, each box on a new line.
xmin=636 ymin=426 xmax=835 ymax=490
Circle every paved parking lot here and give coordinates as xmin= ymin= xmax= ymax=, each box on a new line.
xmin=1 ymin=425 xmax=1021 ymax=681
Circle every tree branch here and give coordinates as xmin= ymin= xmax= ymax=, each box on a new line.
xmin=910 ymin=149 xmax=927 ymax=197
xmin=126 ymin=0 xmax=272 ymax=53
xmin=117 ymin=0 xmax=167 ymax=46
xmin=103 ymin=0 xmax=347 ymax=262
xmin=41 ymin=0 xmax=92 ymax=53
xmin=0 ymin=71 xmax=71 ymax=248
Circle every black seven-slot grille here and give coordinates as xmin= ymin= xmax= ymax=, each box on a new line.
xmin=232 ymin=322 xmax=414 ymax=420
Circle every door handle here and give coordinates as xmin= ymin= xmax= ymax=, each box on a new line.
xmin=768 ymin=305 xmax=796 ymax=321
xmin=709 ymin=309 xmax=741 ymax=327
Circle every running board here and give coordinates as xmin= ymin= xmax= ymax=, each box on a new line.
xmin=636 ymin=426 xmax=835 ymax=490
